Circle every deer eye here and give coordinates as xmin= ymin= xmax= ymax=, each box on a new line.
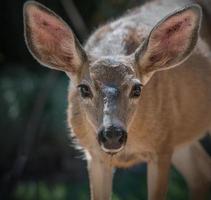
xmin=78 ymin=84 xmax=93 ymax=98
xmin=130 ymin=83 xmax=142 ymax=98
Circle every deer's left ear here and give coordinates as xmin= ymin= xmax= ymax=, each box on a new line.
xmin=136 ymin=4 xmax=202 ymax=78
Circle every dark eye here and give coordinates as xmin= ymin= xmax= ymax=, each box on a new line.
xmin=130 ymin=84 xmax=142 ymax=98
xmin=78 ymin=84 xmax=92 ymax=98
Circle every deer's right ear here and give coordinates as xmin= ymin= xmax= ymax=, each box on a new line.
xmin=23 ymin=1 xmax=87 ymax=77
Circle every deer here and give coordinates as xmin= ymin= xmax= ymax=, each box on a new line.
xmin=23 ymin=0 xmax=211 ymax=199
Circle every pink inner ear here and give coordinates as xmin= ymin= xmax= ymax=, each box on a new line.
xmin=139 ymin=9 xmax=199 ymax=73
xmin=30 ymin=7 xmax=71 ymax=45
xmin=151 ymin=10 xmax=196 ymax=54
xmin=26 ymin=5 xmax=81 ymax=73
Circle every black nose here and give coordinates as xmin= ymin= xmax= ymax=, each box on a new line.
xmin=98 ymin=126 xmax=127 ymax=152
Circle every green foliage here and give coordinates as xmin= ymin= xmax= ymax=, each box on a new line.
xmin=14 ymin=182 xmax=89 ymax=200
xmin=167 ymin=168 xmax=188 ymax=200
xmin=13 ymin=167 xmax=188 ymax=200
xmin=0 ymin=68 xmax=67 ymax=134
xmin=0 ymin=68 xmax=68 ymax=145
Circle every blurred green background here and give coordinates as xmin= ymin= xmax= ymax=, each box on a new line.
xmin=0 ymin=0 xmax=209 ymax=199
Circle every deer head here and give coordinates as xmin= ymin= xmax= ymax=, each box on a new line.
xmin=23 ymin=1 xmax=201 ymax=154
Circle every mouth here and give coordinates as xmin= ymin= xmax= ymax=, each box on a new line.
xmin=100 ymin=144 xmax=125 ymax=155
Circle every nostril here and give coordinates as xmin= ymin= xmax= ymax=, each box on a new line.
xmin=118 ymin=135 xmax=125 ymax=143
xmin=103 ymin=129 xmax=111 ymax=140
xmin=101 ymin=134 xmax=107 ymax=143
xmin=116 ymin=129 xmax=124 ymax=139
xmin=98 ymin=130 xmax=107 ymax=143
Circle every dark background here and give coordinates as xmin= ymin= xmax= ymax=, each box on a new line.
xmin=0 ymin=0 xmax=209 ymax=199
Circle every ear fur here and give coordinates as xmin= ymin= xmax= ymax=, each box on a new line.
xmin=23 ymin=1 xmax=87 ymax=75
xmin=136 ymin=4 xmax=202 ymax=75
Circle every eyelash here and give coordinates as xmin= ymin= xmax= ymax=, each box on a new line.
xmin=130 ymin=84 xmax=142 ymax=98
xmin=78 ymin=84 xmax=93 ymax=98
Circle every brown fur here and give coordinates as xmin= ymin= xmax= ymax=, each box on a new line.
xmin=123 ymin=27 xmax=145 ymax=54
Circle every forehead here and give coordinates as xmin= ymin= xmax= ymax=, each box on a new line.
xmin=89 ymin=57 xmax=135 ymax=85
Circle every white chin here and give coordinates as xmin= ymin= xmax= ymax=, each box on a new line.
xmin=101 ymin=145 xmax=124 ymax=154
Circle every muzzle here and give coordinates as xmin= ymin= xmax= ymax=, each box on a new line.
xmin=98 ymin=125 xmax=127 ymax=154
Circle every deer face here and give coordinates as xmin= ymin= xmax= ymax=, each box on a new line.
xmin=23 ymin=2 xmax=201 ymax=154
xmin=77 ymin=56 xmax=143 ymax=153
